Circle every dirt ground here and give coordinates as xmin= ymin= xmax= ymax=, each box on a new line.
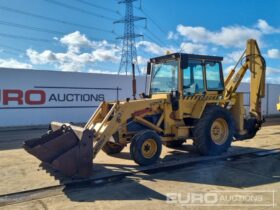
xmin=0 ymin=118 xmax=279 ymax=210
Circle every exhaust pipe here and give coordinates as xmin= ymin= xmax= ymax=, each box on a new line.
xmin=23 ymin=123 xmax=94 ymax=178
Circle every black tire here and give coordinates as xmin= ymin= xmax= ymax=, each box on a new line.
xmin=102 ymin=142 xmax=124 ymax=155
xmin=130 ymin=130 xmax=162 ymax=166
xmin=193 ymin=106 xmax=234 ymax=155
xmin=234 ymin=118 xmax=259 ymax=140
xmin=102 ymin=133 xmax=124 ymax=155
xmin=164 ymin=139 xmax=185 ymax=148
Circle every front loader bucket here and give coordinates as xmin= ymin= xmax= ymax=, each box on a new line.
xmin=23 ymin=125 xmax=94 ymax=178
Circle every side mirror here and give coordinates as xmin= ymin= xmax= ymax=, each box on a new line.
xmin=146 ymin=62 xmax=151 ymax=75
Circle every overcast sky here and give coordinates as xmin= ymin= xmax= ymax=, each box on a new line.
xmin=0 ymin=0 xmax=279 ymax=83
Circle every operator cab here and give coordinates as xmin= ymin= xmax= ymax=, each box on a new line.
xmin=148 ymin=53 xmax=224 ymax=96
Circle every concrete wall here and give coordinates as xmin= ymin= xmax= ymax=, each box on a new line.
xmin=0 ymin=67 xmax=279 ymax=127
xmin=264 ymin=83 xmax=280 ymax=115
xmin=238 ymin=83 xmax=280 ymax=116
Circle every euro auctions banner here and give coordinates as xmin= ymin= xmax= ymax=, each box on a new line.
xmin=0 ymin=68 xmax=146 ymax=127
xmin=0 ymin=87 xmax=106 ymax=108
xmin=1 ymin=85 xmax=115 ymax=108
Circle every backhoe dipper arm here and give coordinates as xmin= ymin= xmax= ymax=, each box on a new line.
xmin=224 ymin=39 xmax=266 ymax=120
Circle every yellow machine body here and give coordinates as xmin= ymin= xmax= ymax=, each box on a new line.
xmin=24 ymin=39 xmax=266 ymax=178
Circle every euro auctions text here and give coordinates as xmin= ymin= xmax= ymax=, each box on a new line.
xmin=166 ymin=190 xmax=276 ymax=207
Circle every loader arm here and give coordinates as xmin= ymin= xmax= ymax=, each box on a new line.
xmin=223 ymin=39 xmax=266 ymax=120
xmin=83 ymin=99 xmax=164 ymax=159
xmin=24 ymin=98 xmax=165 ymax=177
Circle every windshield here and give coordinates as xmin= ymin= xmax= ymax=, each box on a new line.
xmin=150 ymin=60 xmax=178 ymax=94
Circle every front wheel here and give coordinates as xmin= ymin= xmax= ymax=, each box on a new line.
xmin=130 ymin=130 xmax=162 ymax=166
xmin=193 ymin=106 xmax=234 ymax=155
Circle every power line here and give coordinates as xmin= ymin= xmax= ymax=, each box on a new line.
xmin=0 ymin=44 xmax=25 ymax=53
xmin=0 ymin=6 xmax=112 ymax=33
xmin=135 ymin=2 xmax=180 ymax=46
xmin=0 ymin=20 xmax=65 ymax=35
xmin=0 ymin=33 xmax=52 ymax=43
xmin=134 ymin=25 xmax=164 ymax=46
xmin=135 ymin=24 xmax=167 ymax=46
xmin=133 ymin=3 xmax=166 ymax=35
xmin=0 ymin=49 xmax=20 ymax=56
xmin=145 ymin=26 xmax=168 ymax=46
xmin=0 ymin=20 xmax=116 ymax=43
xmin=139 ymin=7 xmax=167 ymax=36
xmin=74 ymin=0 xmax=119 ymax=15
xmin=143 ymin=33 xmax=164 ymax=46
xmin=44 ymin=0 xmax=115 ymax=21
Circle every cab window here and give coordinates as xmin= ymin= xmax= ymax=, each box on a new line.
xmin=205 ymin=61 xmax=223 ymax=90
xmin=150 ymin=60 xmax=178 ymax=93
xmin=183 ymin=60 xmax=204 ymax=95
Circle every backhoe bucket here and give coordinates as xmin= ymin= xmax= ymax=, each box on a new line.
xmin=23 ymin=124 xmax=94 ymax=178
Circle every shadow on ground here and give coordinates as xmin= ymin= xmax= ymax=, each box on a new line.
xmin=38 ymin=144 xmax=280 ymax=202
xmin=0 ymin=128 xmax=47 ymax=150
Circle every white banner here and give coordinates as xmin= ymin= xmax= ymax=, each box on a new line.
xmin=0 ymin=68 xmax=146 ymax=127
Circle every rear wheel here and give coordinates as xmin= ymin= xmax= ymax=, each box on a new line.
xmin=193 ymin=106 xmax=234 ymax=155
xmin=130 ymin=130 xmax=162 ymax=166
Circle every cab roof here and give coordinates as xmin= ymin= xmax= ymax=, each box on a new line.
xmin=150 ymin=52 xmax=223 ymax=64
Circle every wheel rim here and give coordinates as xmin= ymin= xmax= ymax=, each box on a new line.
xmin=210 ymin=118 xmax=229 ymax=145
xmin=141 ymin=139 xmax=157 ymax=159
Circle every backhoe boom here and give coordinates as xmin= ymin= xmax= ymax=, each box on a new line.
xmin=224 ymin=39 xmax=266 ymax=120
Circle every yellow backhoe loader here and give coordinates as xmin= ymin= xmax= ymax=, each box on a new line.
xmin=24 ymin=39 xmax=266 ymax=178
